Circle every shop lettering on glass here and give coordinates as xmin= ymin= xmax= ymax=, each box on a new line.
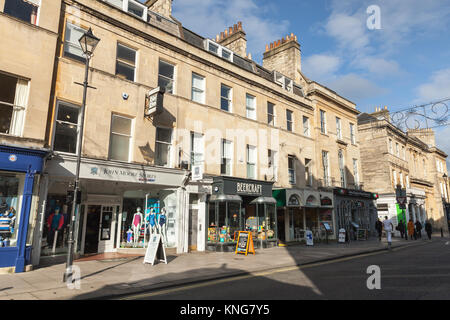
xmin=90 ymin=167 xmax=156 ymax=182
xmin=288 ymin=195 xmax=300 ymax=206
xmin=236 ymin=183 xmax=262 ymax=195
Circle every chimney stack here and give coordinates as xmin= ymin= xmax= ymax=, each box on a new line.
xmin=262 ymin=33 xmax=301 ymax=83
xmin=145 ymin=0 xmax=173 ymax=18
xmin=215 ymin=22 xmax=247 ymax=57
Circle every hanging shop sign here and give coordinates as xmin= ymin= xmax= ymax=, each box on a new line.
xmin=191 ymin=164 xmax=203 ymax=181
xmin=235 ymin=231 xmax=255 ymax=256
xmin=143 ymin=234 xmax=167 ymax=265
xmin=144 ymin=86 xmax=165 ymax=118
xmin=236 ymin=182 xmax=262 ymax=195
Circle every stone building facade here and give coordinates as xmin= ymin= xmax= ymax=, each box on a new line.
xmin=358 ymin=107 xmax=449 ymax=235
xmin=1 ymin=0 xmax=377 ymax=270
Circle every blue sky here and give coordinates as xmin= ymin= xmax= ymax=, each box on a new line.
xmin=153 ymin=0 xmax=450 ymax=164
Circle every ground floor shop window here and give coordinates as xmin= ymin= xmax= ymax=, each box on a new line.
xmin=305 ymin=208 xmax=318 ymax=231
xmin=41 ymin=195 xmax=71 ymax=256
xmin=121 ymin=190 xmax=177 ymax=248
xmin=0 ymin=172 xmax=24 ymax=247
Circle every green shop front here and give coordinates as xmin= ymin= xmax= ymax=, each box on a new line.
xmin=207 ymin=177 xmax=277 ymax=252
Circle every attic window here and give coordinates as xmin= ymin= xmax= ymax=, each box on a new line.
xmin=205 ymin=39 xmax=234 ymax=62
xmin=274 ymin=71 xmax=293 ymax=93
xmin=103 ymin=0 xmax=147 ymax=21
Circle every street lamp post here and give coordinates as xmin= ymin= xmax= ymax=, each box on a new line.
xmin=63 ymin=28 xmax=100 ymax=283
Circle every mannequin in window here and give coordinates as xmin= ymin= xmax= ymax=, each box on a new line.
xmin=148 ymin=208 xmax=157 ymax=237
xmin=126 ymin=227 xmax=133 ymax=244
xmin=47 ymin=206 xmax=64 ymax=248
xmin=159 ymin=208 xmax=168 ymax=244
xmin=132 ymin=207 xmax=143 ymax=247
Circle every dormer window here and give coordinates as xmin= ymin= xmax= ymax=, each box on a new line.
xmin=205 ymin=39 xmax=234 ymax=62
xmin=274 ymin=71 xmax=293 ymax=93
xmin=104 ymin=0 xmax=147 ymax=21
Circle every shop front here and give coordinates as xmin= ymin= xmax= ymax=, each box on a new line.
xmin=0 ymin=144 xmax=49 ymax=273
xmin=334 ymin=188 xmax=378 ymax=240
xmin=207 ymin=177 xmax=277 ymax=252
xmin=34 ymin=154 xmax=188 ymax=264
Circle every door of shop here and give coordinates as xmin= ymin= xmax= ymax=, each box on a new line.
xmin=188 ymin=208 xmax=198 ymax=251
xmin=82 ymin=204 xmax=119 ymax=255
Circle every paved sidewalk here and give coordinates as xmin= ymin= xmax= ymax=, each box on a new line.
xmin=0 ymin=237 xmax=437 ymax=300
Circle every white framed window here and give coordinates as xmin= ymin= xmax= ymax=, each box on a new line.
xmin=267 ymin=102 xmax=275 ymax=126
xmin=205 ymin=39 xmax=234 ymax=62
xmin=53 ymin=101 xmax=80 ymax=154
xmin=303 ymin=116 xmax=310 ymax=137
xmin=402 ymin=146 xmax=406 ymax=160
xmin=286 ymin=109 xmax=293 ymax=132
xmin=320 ymin=110 xmax=327 ymax=134
xmin=63 ymin=22 xmax=87 ymax=62
xmin=109 ymin=114 xmax=133 ymax=162
xmin=288 ymin=155 xmax=296 ymax=185
xmin=268 ymin=149 xmax=277 ymax=181
xmin=221 ymin=139 xmax=233 ymax=176
xmin=0 ymin=72 xmax=28 ymax=137
xmin=104 ymin=0 xmax=147 ymax=21
xmin=440 ymin=182 xmax=444 ymax=196
xmin=191 ymin=73 xmax=205 ymax=104
xmin=322 ymin=151 xmax=330 ymax=186
xmin=400 ymin=172 xmax=404 ymax=188
xmin=4 ymin=0 xmax=40 ymax=25
xmin=116 ymin=43 xmax=136 ymax=82
xmin=305 ymin=158 xmax=312 ymax=186
xmin=389 ymin=139 xmax=393 ymax=153
xmin=338 ymin=149 xmax=346 ymax=188
xmin=246 ymin=94 xmax=256 ymax=120
xmin=393 ymin=170 xmax=397 ymax=187
xmin=406 ymin=175 xmax=410 ymax=188
xmin=155 ymin=127 xmax=172 ymax=167
xmin=190 ymin=132 xmax=204 ymax=167
xmin=336 ymin=117 xmax=342 ymax=139
xmin=158 ymin=60 xmax=175 ymax=94
xmin=350 ymin=123 xmax=356 ymax=144
xmin=246 ymin=145 xmax=257 ymax=179
xmin=220 ymin=84 xmax=232 ymax=112
xmin=353 ymin=159 xmax=359 ymax=188
xmin=274 ymin=71 xmax=293 ymax=93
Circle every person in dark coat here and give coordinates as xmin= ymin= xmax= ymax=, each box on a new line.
xmin=375 ymin=218 xmax=383 ymax=241
xmin=425 ymin=220 xmax=433 ymax=240
xmin=415 ymin=221 xmax=422 ymax=239
xmin=397 ymin=220 xmax=406 ymax=239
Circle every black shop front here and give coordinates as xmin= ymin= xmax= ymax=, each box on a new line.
xmin=206 ymin=177 xmax=277 ymax=252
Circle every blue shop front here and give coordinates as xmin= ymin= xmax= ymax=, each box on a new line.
xmin=0 ymin=144 xmax=48 ymax=273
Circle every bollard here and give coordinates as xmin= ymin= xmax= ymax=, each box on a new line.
xmin=441 ymin=228 xmax=444 ymax=238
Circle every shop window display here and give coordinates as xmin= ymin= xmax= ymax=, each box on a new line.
xmin=319 ymin=209 xmax=334 ymax=235
xmin=41 ymin=196 xmax=71 ymax=256
xmin=0 ymin=172 xmax=24 ymax=247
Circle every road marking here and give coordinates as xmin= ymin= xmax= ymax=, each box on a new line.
xmin=118 ymin=242 xmax=432 ymax=300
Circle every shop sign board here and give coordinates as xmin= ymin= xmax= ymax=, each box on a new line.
xmin=144 ymin=86 xmax=164 ymax=117
xmin=191 ymin=164 xmax=203 ymax=181
xmin=236 ymin=182 xmax=262 ymax=195
xmin=143 ymin=234 xmax=167 ymax=265
xmin=320 ymin=197 xmax=333 ymax=206
xmin=338 ymin=228 xmax=346 ymax=243
xmin=235 ymin=231 xmax=255 ymax=256
xmin=287 ymin=194 xmax=300 ymax=206
xmin=305 ymin=230 xmax=314 ymax=246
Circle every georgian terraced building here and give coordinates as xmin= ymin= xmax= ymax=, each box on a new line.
xmin=1 ymin=0 xmax=378 ymax=271
xmin=358 ymin=107 xmax=449 ymax=235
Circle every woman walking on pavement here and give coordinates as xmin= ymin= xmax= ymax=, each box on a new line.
xmin=425 ymin=220 xmax=433 ymax=240
xmin=407 ymin=219 xmax=416 ymax=240
xmin=375 ymin=218 xmax=383 ymax=241
xmin=415 ymin=220 xmax=422 ymax=239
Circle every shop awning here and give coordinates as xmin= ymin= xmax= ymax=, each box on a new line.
xmin=250 ymin=196 xmax=277 ymax=204
xmin=209 ymin=194 xmax=242 ymax=202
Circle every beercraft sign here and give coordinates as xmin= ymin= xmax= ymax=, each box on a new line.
xmin=236 ymin=183 xmax=262 ymax=195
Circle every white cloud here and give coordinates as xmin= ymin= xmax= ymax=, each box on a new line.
xmin=417 ymin=68 xmax=450 ymax=102
xmin=325 ymin=12 xmax=369 ymax=52
xmin=302 ymin=54 xmax=341 ymax=81
xmin=172 ymin=0 xmax=290 ymax=62
xmin=354 ymin=57 xmax=402 ymax=76
xmin=328 ymin=73 xmax=389 ymax=101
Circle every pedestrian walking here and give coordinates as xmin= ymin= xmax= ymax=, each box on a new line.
xmin=425 ymin=220 xmax=433 ymax=240
xmin=415 ymin=220 xmax=422 ymax=239
xmin=382 ymin=216 xmax=394 ymax=250
xmin=407 ymin=219 xmax=416 ymax=240
xmin=397 ymin=220 xmax=406 ymax=239
xmin=375 ymin=218 xmax=383 ymax=241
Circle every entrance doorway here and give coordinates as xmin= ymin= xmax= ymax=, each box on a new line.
xmin=84 ymin=205 xmax=101 ymax=254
